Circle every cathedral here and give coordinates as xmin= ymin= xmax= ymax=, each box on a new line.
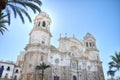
xmin=17 ymin=12 xmax=105 ymax=80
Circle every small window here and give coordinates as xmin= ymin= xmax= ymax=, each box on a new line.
xmin=90 ymin=42 xmax=92 ymax=47
xmin=29 ymin=64 xmax=32 ymax=68
xmin=1 ymin=66 xmax=4 ymax=69
xmin=88 ymin=66 xmax=90 ymax=70
xmin=15 ymin=69 xmax=19 ymax=73
xmin=86 ymin=42 xmax=88 ymax=47
xmin=72 ymin=53 xmax=74 ymax=56
xmin=97 ymin=56 xmax=99 ymax=60
xmin=38 ymin=21 xmax=40 ymax=26
xmin=14 ymin=75 xmax=17 ymax=80
xmin=41 ymin=56 xmax=43 ymax=61
xmin=42 ymin=21 xmax=46 ymax=27
xmin=63 ymin=66 xmax=65 ymax=69
xmin=7 ymin=66 xmax=10 ymax=71
xmin=50 ymin=56 xmax=53 ymax=59
xmin=93 ymin=42 xmax=95 ymax=46
xmin=79 ymin=65 xmax=81 ymax=70
xmin=79 ymin=75 xmax=81 ymax=78
xmin=42 ymin=41 xmax=45 ymax=44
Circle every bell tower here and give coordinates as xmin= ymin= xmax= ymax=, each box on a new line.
xmin=84 ymin=33 xmax=97 ymax=50
xmin=83 ymin=32 xmax=99 ymax=60
xmin=29 ymin=12 xmax=52 ymax=46
xmin=21 ymin=12 xmax=52 ymax=80
xmin=83 ymin=33 xmax=105 ymax=80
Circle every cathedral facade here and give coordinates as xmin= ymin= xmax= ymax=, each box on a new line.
xmin=17 ymin=12 xmax=105 ymax=80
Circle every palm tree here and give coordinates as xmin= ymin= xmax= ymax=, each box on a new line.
xmin=107 ymin=52 xmax=120 ymax=79
xmin=0 ymin=0 xmax=42 ymax=24
xmin=36 ymin=62 xmax=50 ymax=80
xmin=0 ymin=0 xmax=42 ymax=34
xmin=0 ymin=13 xmax=8 ymax=35
xmin=109 ymin=52 xmax=120 ymax=71
xmin=107 ymin=70 xmax=115 ymax=80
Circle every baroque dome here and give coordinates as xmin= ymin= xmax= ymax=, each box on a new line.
xmin=34 ymin=12 xmax=51 ymax=21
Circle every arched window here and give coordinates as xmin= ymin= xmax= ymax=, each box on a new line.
xmin=86 ymin=42 xmax=88 ymax=47
xmin=1 ymin=66 xmax=4 ymax=69
xmin=73 ymin=76 xmax=77 ymax=80
xmin=15 ymin=69 xmax=19 ymax=73
xmin=7 ymin=66 xmax=10 ymax=71
xmin=42 ymin=21 xmax=46 ymax=27
xmin=89 ymin=42 xmax=92 ymax=47
xmin=14 ymin=75 xmax=17 ymax=80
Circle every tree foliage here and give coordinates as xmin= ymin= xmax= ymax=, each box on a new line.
xmin=0 ymin=13 xmax=8 ymax=35
xmin=107 ymin=70 xmax=115 ymax=80
xmin=36 ymin=62 xmax=50 ymax=80
xmin=107 ymin=52 xmax=120 ymax=79
xmin=0 ymin=0 xmax=42 ymax=34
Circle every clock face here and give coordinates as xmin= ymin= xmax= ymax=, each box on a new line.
xmin=55 ymin=58 xmax=59 ymax=64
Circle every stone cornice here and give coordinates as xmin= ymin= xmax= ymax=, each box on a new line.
xmin=24 ymin=43 xmax=50 ymax=50
xmin=58 ymin=37 xmax=83 ymax=46
xmin=25 ymin=50 xmax=48 ymax=56
xmin=29 ymin=27 xmax=52 ymax=37
xmin=85 ymin=48 xmax=99 ymax=52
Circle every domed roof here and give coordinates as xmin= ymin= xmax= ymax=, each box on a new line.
xmin=84 ymin=32 xmax=95 ymax=40
xmin=35 ymin=12 xmax=51 ymax=20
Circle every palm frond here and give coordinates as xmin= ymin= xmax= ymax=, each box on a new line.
xmin=7 ymin=4 xmax=17 ymax=18
xmin=36 ymin=62 xmax=50 ymax=70
xmin=22 ymin=1 xmax=41 ymax=13
xmin=111 ymin=52 xmax=120 ymax=68
xmin=108 ymin=51 xmax=120 ymax=77
xmin=107 ymin=70 xmax=115 ymax=77
xmin=28 ymin=0 xmax=42 ymax=6
xmin=0 ymin=25 xmax=8 ymax=34
xmin=3 ymin=0 xmax=42 ymax=24
xmin=0 ymin=12 xmax=8 ymax=35
xmin=0 ymin=0 xmax=42 ymax=35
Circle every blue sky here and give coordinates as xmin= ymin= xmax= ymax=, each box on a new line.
xmin=0 ymin=0 xmax=120 ymax=79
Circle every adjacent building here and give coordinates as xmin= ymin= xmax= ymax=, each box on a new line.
xmin=0 ymin=61 xmax=21 ymax=80
xmin=17 ymin=12 xmax=105 ymax=80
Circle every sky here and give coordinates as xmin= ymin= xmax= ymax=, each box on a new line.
xmin=0 ymin=0 xmax=120 ymax=79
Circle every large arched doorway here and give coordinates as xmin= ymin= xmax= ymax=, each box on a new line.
xmin=73 ymin=75 xmax=77 ymax=80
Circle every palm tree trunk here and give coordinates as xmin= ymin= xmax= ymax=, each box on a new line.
xmin=42 ymin=70 xmax=44 ymax=80
xmin=111 ymin=76 xmax=114 ymax=80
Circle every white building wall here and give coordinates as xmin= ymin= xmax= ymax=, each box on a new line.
xmin=0 ymin=62 xmax=15 ymax=79
xmin=13 ymin=67 xmax=21 ymax=80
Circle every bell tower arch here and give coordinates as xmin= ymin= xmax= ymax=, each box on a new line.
xmin=84 ymin=33 xmax=97 ymax=50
